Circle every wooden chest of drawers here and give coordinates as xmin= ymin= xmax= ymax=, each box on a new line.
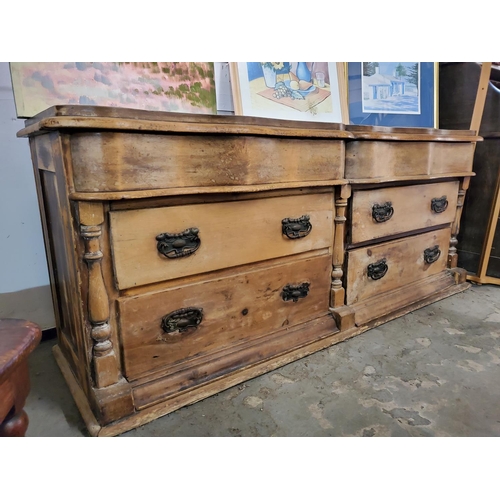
xmin=18 ymin=106 xmax=354 ymax=436
xmin=342 ymin=126 xmax=480 ymax=330
xmin=18 ymin=108 xmax=480 ymax=436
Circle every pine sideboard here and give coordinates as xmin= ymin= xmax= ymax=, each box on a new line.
xmin=18 ymin=106 xmax=480 ymax=436
xmin=342 ymin=125 xmax=480 ymax=331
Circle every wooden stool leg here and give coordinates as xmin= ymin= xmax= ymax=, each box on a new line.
xmin=0 ymin=409 xmax=29 ymax=437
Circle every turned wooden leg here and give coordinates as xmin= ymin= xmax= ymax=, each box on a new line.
xmin=0 ymin=319 xmax=41 ymax=438
xmin=0 ymin=410 xmax=29 ymax=437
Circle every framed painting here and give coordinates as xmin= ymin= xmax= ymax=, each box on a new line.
xmin=9 ymin=62 xmax=217 ymax=118
xmin=347 ymin=62 xmax=438 ymax=128
xmin=230 ymin=62 xmax=349 ymax=124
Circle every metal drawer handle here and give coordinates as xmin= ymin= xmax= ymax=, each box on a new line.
xmin=159 ymin=307 xmax=203 ymax=341
xmin=367 ymin=258 xmax=388 ymax=280
xmin=282 ymin=215 xmax=312 ymax=239
xmin=156 ymin=227 xmax=200 ymax=258
xmin=424 ymin=245 xmax=441 ymax=264
xmin=282 ymin=283 xmax=310 ymax=302
xmin=372 ymin=202 xmax=394 ymax=223
xmin=431 ymin=196 xmax=448 ymax=213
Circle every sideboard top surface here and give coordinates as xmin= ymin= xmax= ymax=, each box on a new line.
xmin=17 ymin=105 xmax=352 ymax=140
xmin=18 ymin=105 xmax=481 ymax=143
xmin=346 ymin=125 xmax=482 ymax=142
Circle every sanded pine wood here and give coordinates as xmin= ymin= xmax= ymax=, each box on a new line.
xmin=131 ymin=314 xmax=341 ymax=412
xmin=331 ymin=184 xmax=351 ymax=307
xmin=346 ymin=227 xmax=451 ymax=305
xmin=352 ymin=269 xmax=464 ymax=329
xmin=18 ymin=104 xmax=353 ymax=139
xmin=110 ymin=192 xmax=334 ymax=290
xmin=69 ymin=132 xmax=345 ymax=193
xmin=69 ymin=180 xmax=347 ymax=202
xmin=346 ymin=125 xmax=480 ymax=142
xmin=118 ymin=253 xmax=332 ymax=380
xmin=350 ymin=181 xmax=459 ymax=244
xmin=30 ymin=133 xmax=93 ymax=398
xmin=345 ymin=141 xmax=475 ymax=179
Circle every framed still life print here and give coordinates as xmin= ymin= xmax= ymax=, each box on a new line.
xmin=230 ymin=62 xmax=349 ymax=124
xmin=347 ymin=62 xmax=438 ymax=127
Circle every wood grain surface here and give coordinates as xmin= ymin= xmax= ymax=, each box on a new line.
xmin=70 ymin=132 xmax=345 ymax=192
xmin=350 ymin=181 xmax=459 ymax=244
xmin=346 ymin=227 xmax=451 ymax=305
xmin=110 ymin=192 xmax=334 ymax=289
xmin=118 ymin=253 xmax=332 ymax=380
xmin=346 ymin=141 xmax=475 ymax=179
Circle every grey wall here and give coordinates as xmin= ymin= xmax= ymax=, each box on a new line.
xmin=0 ymin=62 xmax=234 ymax=330
xmin=0 ymin=62 xmax=55 ymax=329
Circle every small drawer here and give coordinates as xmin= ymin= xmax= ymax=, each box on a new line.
xmin=346 ymin=227 xmax=451 ymax=305
xmin=350 ymin=181 xmax=459 ymax=244
xmin=345 ymin=141 xmax=474 ymax=179
xmin=110 ymin=193 xmax=334 ymax=289
xmin=118 ymin=253 xmax=332 ymax=380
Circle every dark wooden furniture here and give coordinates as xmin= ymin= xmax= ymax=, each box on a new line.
xmin=0 ymin=319 xmax=42 ymax=437
xmin=439 ymin=62 xmax=500 ymax=284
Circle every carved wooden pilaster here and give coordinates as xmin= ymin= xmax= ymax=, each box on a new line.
xmin=331 ymin=184 xmax=351 ymax=308
xmin=79 ymin=202 xmax=120 ymax=388
xmin=448 ymin=177 xmax=470 ymax=268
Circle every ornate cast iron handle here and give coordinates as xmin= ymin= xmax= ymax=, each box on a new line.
xmin=372 ymin=202 xmax=394 ymax=223
xmin=424 ymin=245 xmax=441 ymax=264
xmin=159 ymin=307 xmax=203 ymax=340
xmin=282 ymin=215 xmax=312 ymax=239
xmin=367 ymin=258 xmax=388 ymax=280
xmin=156 ymin=227 xmax=200 ymax=258
xmin=282 ymin=283 xmax=310 ymax=302
xmin=431 ymin=196 xmax=448 ymax=213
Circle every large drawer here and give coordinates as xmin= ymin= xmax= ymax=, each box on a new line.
xmin=346 ymin=227 xmax=450 ymax=305
xmin=118 ymin=253 xmax=332 ymax=380
xmin=350 ymin=181 xmax=458 ymax=244
xmin=110 ymin=193 xmax=334 ymax=289
xmin=70 ymin=132 xmax=344 ymax=192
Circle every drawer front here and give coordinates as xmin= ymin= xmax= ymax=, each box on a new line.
xmin=118 ymin=253 xmax=332 ymax=380
xmin=345 ymin=141 xmax=474 ymax=179
xmin=351 ymin=181 xmax=458 ymax=244
xmin=346 ymin=227 xmax=450 ymax=305
xmin=71 ymin=132 xmax=344 ymax=192
xmin=110 ymin=193 xmax=334 ymax=290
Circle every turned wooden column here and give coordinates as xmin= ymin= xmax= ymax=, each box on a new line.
xmin=448 ymin=177 xmax=470 ymax=268
xmin=0 ymin=319 xmax=41 ymax=437
xmin=79 ymin=202 xmax=120 ymax=389
xmin=331 ymin=184 xmax=351 ymax=308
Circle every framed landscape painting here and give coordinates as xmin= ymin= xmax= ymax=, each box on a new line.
xmin=347 ymin=62 xmax=437 ymax=127
xmin=230 ymin=62 xmax=349 ymax=124
xmin=9 ymin=62 xmax=217 ymax=118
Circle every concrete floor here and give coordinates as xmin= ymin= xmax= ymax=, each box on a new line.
xmin=24 ymin=283 xmax=500 ymax=437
